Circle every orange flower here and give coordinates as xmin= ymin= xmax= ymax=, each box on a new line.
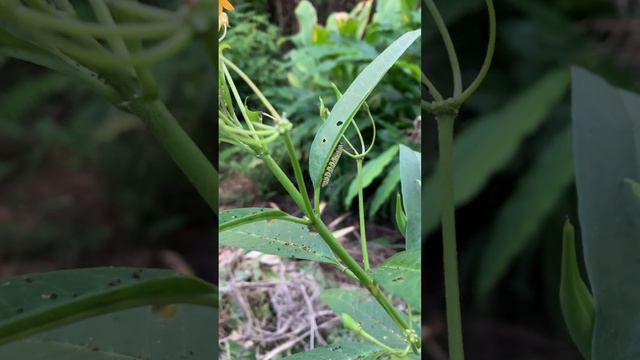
xmin=218 ymin=0 xmax=234 ymax=16
xmin=219 ymin=0 xmax=234 ymax=29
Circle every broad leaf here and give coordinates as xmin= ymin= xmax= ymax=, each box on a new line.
xmin=219 ymin=207 xmax=289 ymax=231
xmin=219 ymin=220 xmax=338 ymax=264
xmin=422 ymin=69 xmax=570 ymax=236
xmin=371 ymin=250 xmax=421 ymax=311
xmin=0 ymin=268 xmax=216 ymax=346
xmin=320 ymin=288 xmax=408 ymax=349
xmin=399 ymin=145 xmax=421 ymax=249
xmin=309 ymin=29 xmax=421 ymax=189
xmin=344 ymin=145 xmax=399 ymax=207
xmin=0 ymin=305 xmax=216 ymax=359
xmin=283 ymin=341 xmax=382 ymax=359
xmin=475 ymin=128 xmax=574 ymax=302
xmin=572 ymin=67 xmax=640 ymax=360
xmin=369 ymin=163 xmax=401 ymax=219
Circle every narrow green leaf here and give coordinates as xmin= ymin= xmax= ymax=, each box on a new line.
xmin=368 ymin=163 xmax=401 ymax=219
xmin=283 ymin=341 xmax=382 ymax=360
xmin=572 ymin=67 xmax=640 ymax=360
xmin=219 ymin=207 xmax=289 ymax=232
xmin=422 ymin=69 xmax=570 ymax=236
xmin=399 ymin=145 xmax=421 ymax=249
xmin=371 ymin=250 xmax=421 ymax=311
xmin=344 ymin=145 xmax=399 ymax=207
xmin=309 ymin=29 xmax=421 ymax=189
xmin=0 ymin=268 xmax=216 ymax=346
xmin=0 ymin=305 xmax=217 ymax=360
xmin=559 ymin=219 xmax=594 ymax=360
xmin=475 ymin=128 xmax=574 ymax=303
xmin=395 ymin=192 xmax=407 ymax=238
xmin=320 ymin=288 xmax=407 ymax=349
xmin=219 ymin=220 xmax=338 ymax=264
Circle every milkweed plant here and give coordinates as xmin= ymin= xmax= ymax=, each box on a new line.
xmin=422 ymin=0 xmax=496 ymax=359
xmin=218 ymin=2 xmax=423 ymax=359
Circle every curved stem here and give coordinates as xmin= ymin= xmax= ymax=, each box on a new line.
xmin=222 ymin=56 xmax=280 ymax=120
xmin=456 ymin=0 xmax=496 ymax=106
xmin=425 ymin=0 xmax=462 ymax=97
xmin=437 ymin=113 xmax=464 ymax=360
xmin=421 ymin=72 xmax=444 ymax=101
xmin=9 ymin=5 xmax=181 ymax=39
xmin=356 ymin=158 xmax=370 ymax=271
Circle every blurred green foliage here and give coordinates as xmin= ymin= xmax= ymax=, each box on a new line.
xmin=421 ymin=0 xmax=639 ymax=338
xmin=222 ymin=0 xmax=421 ymax=223
xmin=0 ymin=40 xmax=215 ymax=263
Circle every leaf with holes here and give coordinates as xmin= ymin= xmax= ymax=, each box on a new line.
xmin=308 ymin=29 xmax=420 ymax=189
xmin=219 ymin=220 xmax=338 ymax=264
xmin=371 ymin=250 xmax=421 ymax=311
xmin=219 ymin=207 xmax=289 ymax=231
xmin=282 ymin=341 xmax=383 ymax=360
xmin=344 ymin=145 xmax=399 ymax=207
xmin=0 ymin=268 xmax=216 ymax=346
xmin=320 ymin=288 xmax=409 ymax=349
xmin=0 ymin=304 xmax=216 ymax=359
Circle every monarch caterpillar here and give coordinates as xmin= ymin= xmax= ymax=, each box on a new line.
xmin=322 ymin=144 xmax=343 ymax=188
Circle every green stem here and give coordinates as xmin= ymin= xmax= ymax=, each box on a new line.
xmin=125 ymin=99 xmax=216 ymax=212
xmin=456 ymin=0 xmax=496 ymax=106
xmin=261 ymin=155 xmax=306 ymax=213
xmin=425 ymin=0 xmax=462 ymax=97
xmin=283 ymin=132 xmax=314 ymax=218
xmin=437 ymin=113 xmax=464 ymax=360
xmin=312 ymin=218 xmax=411 ymax=335
xmin=356 ymin=158 xmax=370 ymax=271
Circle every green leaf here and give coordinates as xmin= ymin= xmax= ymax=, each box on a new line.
xmin=219 ymin=207 xmax=289 ymax=231
xmin=309 ymin=29 xmax=421 ymax=189
xmin=0 ymin=268 xmax=216 ymax=346
xmin=559 ymin=219 xmax=594 ymax=360
xmin=369 ymin=163 xmax=401 ymax=219
xmin=320 ymin=288 xmax=407 ymax=349
xmin=395 ymin=192 xmax=407 ymax=238
xmin=624 ymin=178 xmax=640 ymax=200
xmin=571 ymin=67 xmax=640 ymax=360
xmin=399 ymin=145 xmax=421 ymax=249
xmin=422 ymin=68 xmax=570 ymax=236
xmin=219 ymin=220 xmax=338 ymax=264
xmin=283 ymin=341 xmax=382 ymax=360
xmin=371 ymin=250 xmax=421 ymax=311
xmin=291 ymin=1 xmax=318 ymax=47
xmin=475 ymin=128 xmax=574 ymax=303
xmin=344 ymin=145 xmax=399 ymax=207
xmin=0 ymin=305 xmax=217 ymax=359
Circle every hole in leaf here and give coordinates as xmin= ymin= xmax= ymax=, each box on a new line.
xmin=336 ymin=121 xmax=343 ymax=126
xmin=322 ymin=138 xmax=327 ymax=143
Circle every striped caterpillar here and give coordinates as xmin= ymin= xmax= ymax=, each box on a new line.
xmin=321 ymin=144 xmax=343 ymax=188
